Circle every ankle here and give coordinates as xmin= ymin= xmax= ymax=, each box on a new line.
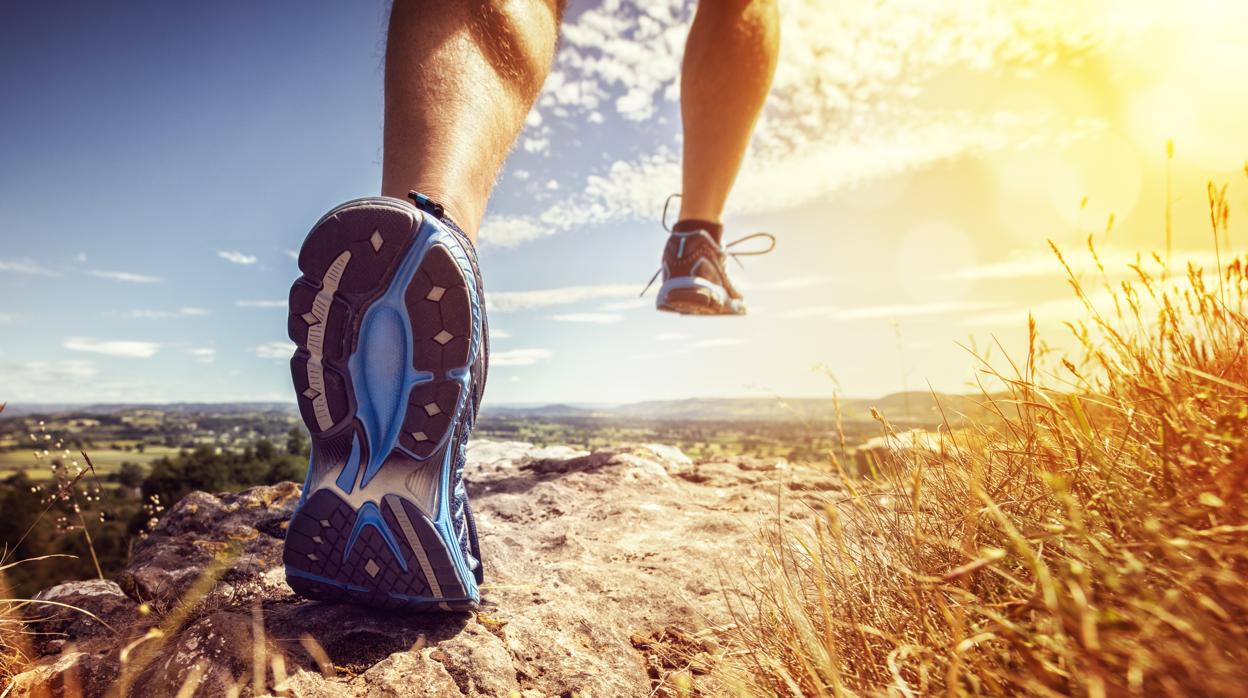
xmin=672 ymin=218 xmax=724 ymax=245
xmin=382 ymin=184 xmax=481 ymax=244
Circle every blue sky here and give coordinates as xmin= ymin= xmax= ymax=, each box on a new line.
xmin=2 ymin=0 xmax=1246 ymax=405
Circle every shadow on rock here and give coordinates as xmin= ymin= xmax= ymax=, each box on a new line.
xmin=265 ymin=601 xmax=472 ymax=673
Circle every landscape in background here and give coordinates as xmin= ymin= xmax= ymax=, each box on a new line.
xmin=4 ymin=1 xmax=1248 ymax=694
xmin=0 ymin=393 xmax=979 ymax=596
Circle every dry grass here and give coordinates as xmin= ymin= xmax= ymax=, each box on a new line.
xmin=723 ymin=200 xmax=1248 ymax=694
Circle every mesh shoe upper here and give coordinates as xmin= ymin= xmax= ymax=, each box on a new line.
xmin=413 ymin=194 xmax=487 ymax=584
xmin=661 ymin=229 xmax=744 ymax=300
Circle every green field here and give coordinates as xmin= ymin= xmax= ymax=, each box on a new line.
xmin=0 ymin=444 xmax=184 ymax=481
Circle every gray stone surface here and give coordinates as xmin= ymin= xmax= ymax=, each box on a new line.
xmin=8 ymin=441 xmax=840 ymax=697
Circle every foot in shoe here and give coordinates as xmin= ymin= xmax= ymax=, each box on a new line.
xmin=282 ymin=193 xmax=487 ymax=611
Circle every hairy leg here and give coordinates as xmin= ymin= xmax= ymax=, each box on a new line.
xmin=678 ymin=0 xmax=779 ymax=226
xmin=382 ymin=0 xmax=561 ymax=240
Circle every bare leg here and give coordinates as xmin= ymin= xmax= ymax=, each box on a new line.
xmin=677 ymin=0 xmax=780 ymax=228
xmin=381 ymin=0 xmax=561 ymax=240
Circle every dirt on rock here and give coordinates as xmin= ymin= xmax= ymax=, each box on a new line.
xmin=7 ymin=441 xmax=842 ymax=697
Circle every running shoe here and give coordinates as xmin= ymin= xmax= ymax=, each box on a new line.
xmin=644 ymin=196 xmax=775 ymax=316
xmin=282 ymin=192 xmax=487 ymax=610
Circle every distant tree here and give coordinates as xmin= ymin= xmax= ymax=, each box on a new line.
xmin=267 ymin=457 xmax=305 ymax=484
xmin=135 ymin=443 xmax=145 ymax=454
xmin=285 ymin=426 xmax=309 ymax=457
xmin=117 ymin=462 xmax=145 ymax=489
xmin=254 ymin=439 xmax=277 ymax=462
xmin=140 ymin=444 xmax=301 ymax=512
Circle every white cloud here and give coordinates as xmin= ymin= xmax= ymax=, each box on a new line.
xmin=486 ymin=284 xmax=637 ymax=312
xmin=123 ymin=307 xmax=209 ymax=319
xmin=744 ymin=274 xmax=837 ymax=290
xmin=635 ymin=335 xmax=745 ymax=360
xmin=74 ymin=252 xmax=87 ymax=263
xmin=252 ymin=341 xmax=296 ymax=360
xmin=960 ymin=285 xmax=1129 ymax=328
xmin=489 ymin=327 xmax=512 ymax=340
xmin=491 ymin=348 xmax=553 ymax=366
xmin=284 ymin=249 xmax=300 ymax=261
xmin=0 ymin=258 xmax=59 ymax=276
xmin=552 ymin=313 xmax=624 ymax=324
xmin=785 ymin=300 xmax=1001 ymax=321
xmin=236 ymin=299 xmax=287 ymax=308
xmin=63 ymin=337 xmax=160 ymax=358
xmin=692 ymin=337 xmax=745 ymax=349
xmin=0 ymin=313 xmax=15 ymax=326
xmin=218 ymin=250 xmax=258 ymax=265
xmin=783 ymin=305 xmax=839 ymax=319
xmin=478 ymin=215 xmax=548 ymax=247
xmin=189 ymin=347 xmax=216 ymax=364
xmin=599 ymin=298 xmax=649 ymax=312
xmin=90 ymin=270 xmax=163 ymax=284
xmin=944 ymin=246 xmax=1222 ymax=281
xmin=551 ymin=0 xmax=687 ymax=122
xmin=0 ymin=360 xmax=97 ymax=399
xmin=522 ymin=137 xmax=550 ymax=154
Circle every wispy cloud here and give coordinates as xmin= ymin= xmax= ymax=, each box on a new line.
xmin=693 ymin=337 xmax=744 ymax=349
xmin=634 ymin=335 xmax=746 ymax=360
xmin=489 ymin=327 xmax=512 ymax=340
xmin=0 ymin=313 xmax=15 ymax=326
xmin=478 ymin=215 xmax=548 ymax=247
xmin=944 ymin=246 xmax=1223 ymax=281
xmin=742 ymin=274 xmax=837 ymax=290
xmin=236 ymin=299 xmax=287 ymax=308
xmin=784 ymin=301 xmax=1001 ymax=321
xmin=655 ymin=332 xmax=689 ymax=341
xmin=491 ymin=348 xmax=553 ymax=366
xmin=960 ymin=286 xmax=1126 ymax=328
xmin=552 ymin=313 xmax=624 ymax=324
xmin=123 ymin=307 xmax=209 ymax=319
xmin=189 ymin=347 xmax=216 ymax=364
xmin=218 ymin=250 xmax=258 ymax=265
xmin=252 ymin=341 xmax=295 ymax=360
xmin=486 ymin=284 xmax=637 ymax=312
xmin=63 ymin=337 xmax=160 ymax=358
xmin=599 ymin=298 xmax=649 ymax=312
xmin=0 ymin=258 xmax=60 ymax=276
xmin=90 ymin=270 xmax=163 ymax=284
xmin=0 ymin=360 xmax=97 ymax=399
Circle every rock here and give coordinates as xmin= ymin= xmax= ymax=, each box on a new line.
xmin=26 ymin=580 xmax=138 ymax=655
xmin=115 ymin=482 xmax=301 ymax=610
xmin=11 ymin=441 xmax=839 ymax=697
xmin=355 ymin=651 xmax=463 ymax=697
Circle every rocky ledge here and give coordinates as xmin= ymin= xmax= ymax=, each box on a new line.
xmin=8 ymin=441 xmax=842 ymax=697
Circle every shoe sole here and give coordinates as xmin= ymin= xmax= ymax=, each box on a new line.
xmin=282 ymin=197 xmax=482 ymax=611
xmin=656 ymin=277 xmax=745 ymax=316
